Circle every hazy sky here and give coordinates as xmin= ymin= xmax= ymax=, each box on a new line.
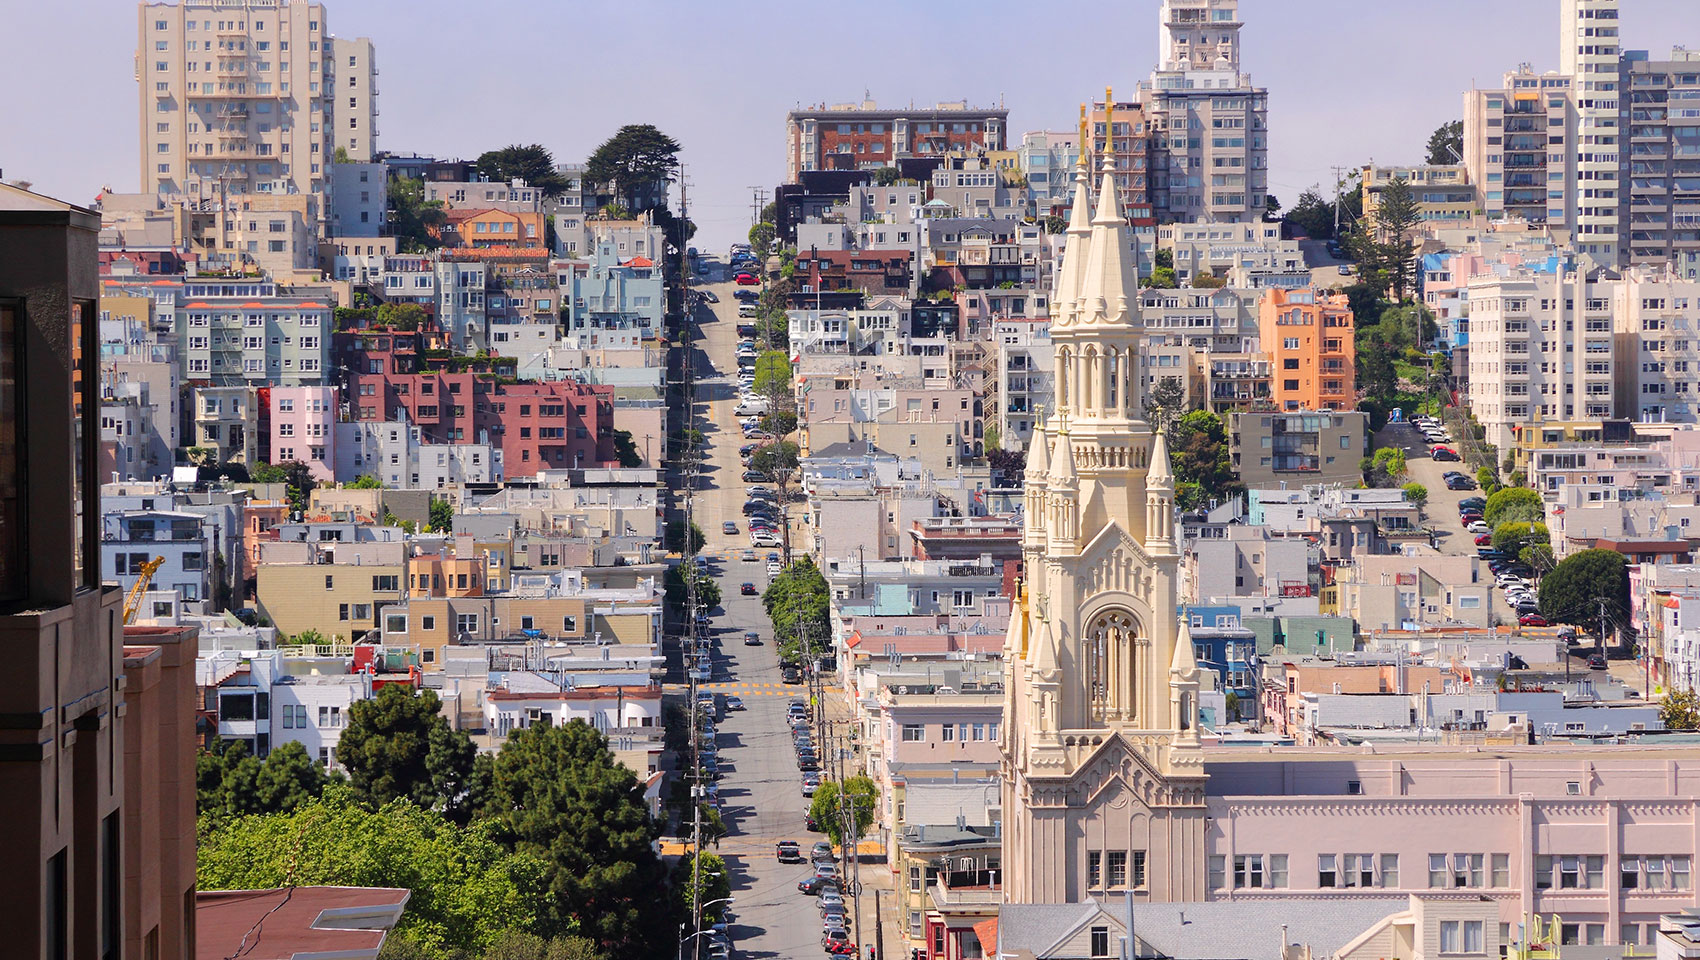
xmin=4 ymin=0 xmax=1699 ymax=252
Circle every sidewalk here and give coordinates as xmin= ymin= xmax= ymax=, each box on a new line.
xmin=820 ymin=675 xmax=902 ymax=960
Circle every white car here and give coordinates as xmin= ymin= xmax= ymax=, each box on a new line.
xmin=751 ymin=532 xmax=782 ymax=548
xmin=1466 ymin=521 xmax=1490 ymax=534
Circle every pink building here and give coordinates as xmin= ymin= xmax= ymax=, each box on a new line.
xmin=1201 ymin=746 xmax=1700 ymax=946
xmin=270 ymin=385 xmax=338 ymax=480
xmin=871 ymin=688 xmax=1004 ymax=834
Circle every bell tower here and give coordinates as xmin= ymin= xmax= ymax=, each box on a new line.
xmin=1002 ymin=95 xmax=1206 ymax=907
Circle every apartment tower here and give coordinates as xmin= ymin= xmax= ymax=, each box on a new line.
xmin=1140 ymin=0 xmax=1269 ymax=223
xmin=1561 ymin=0 xmax=1625 ymax=265
xmin=330 ymin=36 xmax=378 ymax=162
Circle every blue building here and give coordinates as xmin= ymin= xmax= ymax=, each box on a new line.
xmin=1184 ymin=605 xmax=1259 ymax=721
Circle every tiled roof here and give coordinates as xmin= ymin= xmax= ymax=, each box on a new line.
xmin=621 ymin=256 xmax=655 ymax=267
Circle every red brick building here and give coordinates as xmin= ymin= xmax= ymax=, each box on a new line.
xmin=342 ymin=331 xmax=615 ymax=475
xmin=785 ymin=102 xmax=1008 ymax=181
xmin=795 ymin=249 xmax=915 ymax=299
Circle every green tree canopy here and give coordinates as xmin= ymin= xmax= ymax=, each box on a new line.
xmin=752 ymin=350 xmax=793 ymax=404
xmin=677 ymin=851 xmax=732 ymax=925
xmin=1538 ymin=548 xmax=1631 ymax=636
xmin=664 ymin=557 xmax=720 ymax=614
xmin=873 ymin=166 xmax=902 ymax=186
xmin=1661 ymin=689 xmax=1700 ymax=731
xmin=585 ymin=125 xmax=681 ymax=213
xmin=1285 ymin=187 xmax=1335 ymax=240
xmin=749 ymin=440 xmax=800 ymax=487
xmin=389 ymin=177 xmax=447 ymax=254
xmin=475 ymin=144 xmax=569 ymax=197
xmin=1491 ymin=521 xmax=1548 ymax=558
xmin=1402 ymin=482 xmax=1428 ymax=508
xmin=761 ymin=410 xmax=799 ymax=438
xmin=1168 ymin=410 xmax=1237 ymax=510
xmin=610 ymin=429 xmax=643 ymax=468
xmin=1426 ymin=120 xmax=1464 ymax=166
xmin=748 ymin=221 xmax=777 ymax=256
xmin=377 ymin=301 xmax=428 ymax=331
xmin=1484 ymin=487 xmax=1544 ymax=528
xmin=1143 ymin=376 xmax=1188 ymax=434
xmin=665 ymin=519 xmax=706 ymax=556
xmin=807 ymin=775 xmax=878 ymax=848
xmin=338 ymin=685 xmax=476 ymax=817
xmin=1142 ymin=266 xmax=1178 ymax=289
xmin=348 ymin=474 xmax=382 ymax=489
xmin=196 ymin=787 xmax=543 ymax=954
xmin=763 ymin=556 xmax=831 ymax=654
xmin=429 ymin=497 xmax=455 ymax=533
xmin=474 ymin=720 xmax=669 ymax=952
xmin=196 ymin=739 xmax=328 ymax=819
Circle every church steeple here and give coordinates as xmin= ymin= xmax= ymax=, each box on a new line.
xmin=1047 ymin=416 xmax=1079 ymax=552
xmin=1053 ymin=103 xmax=1095 ymax=336
xmin=1023 ymin=408 xmax=1049 ymax=551
xmin=1146 ymin=428 xmax=1177 ymax=555
xmin=1170 ymin=619 xmax=1201 ymax=745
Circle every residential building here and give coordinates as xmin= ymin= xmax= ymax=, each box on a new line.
xmin=254 ymin=534 xmax=407 ymax=639
xmin=1019 ymin=129 xmax=1082 ymax=214
xmin=785 ymin=100 xmax=1009 ymax=181
xmin=994 ymin=318 xmax=1055 ymax=452
xmin=564 ymin=237 xmax=665 ymax=348
xmin=1464 ymin=67 xmax=1580 ymax=234
xmin=1139 ymin=0 xmax=1270 ymax=222
xmin=1324 ymin=553 xmax=1493 ymax=631
xmin=1088 ymin=96 xmax=1155 ymax=225
xmin=175 ymin=277 xmax=333 ymax=385
xmin=334 ymin=419 xmax=502 ymax=488
xmin=103 ymin=509 xmax=213 ymax=604
xmin=327 ymin=161 xmax=385 ymax=237
xmin=1229 ymin=410 xmax=1367 ymax=488
xmin=1561 ymin=0 xmax=1625 ymax=265
xmin=1613 ymin=266 xmax=1700 ymax=422
xmin=1258 ymin=288 xmax=1355 ymax=412
xmin=331 ymin=36 xmax=379 ymax=162
xmin=1361 ymin=164 xmax=1475 ymax=228
xmin=191 ymin=384 xmax=261 ymax=466
xmin=136 ymin=0 xmax=333 ymax=202
xmin=270 ymin=384 xmax=337 ymax=480
xmin=1621 ymin=48 xmax=1700 ymax=267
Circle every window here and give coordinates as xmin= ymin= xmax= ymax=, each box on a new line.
xmin=1108 ymin=851 xmax=1128 ymax=887
xmin=455 ymin=613 xmax=478 ymax=636
xmin=1133 ymin=850 xmax=1150 ymax=888
xmin=1318 ymin=854 xmax=1337 ymax=887
xmin=1441 ymin=922 xmax=1462 ymax=954
xmin=1090 ymin=928 xmax=1111 ymax=959
xmin=1380 ymin=853 xmax=1399 ymax=888
xmin=900 ymin=724 xmax=924 ymax=742
xmin=1088 ymin=851 xmax=1103 ymax=888
xmin=1430 ymin=853 xmax=1448 ymax=888
xmin=1491 ymin=853 xmax=1510 ymax=888
xmin=1234 ymin=854 xmax=1264 ymax=888
xmin=1208 ymin=855 xmax=1226 ymax=890
xmin=421 ymin=615 xmax=436 ymax=631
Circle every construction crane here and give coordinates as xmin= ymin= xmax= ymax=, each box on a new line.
xmin=122 ymin=556 xmax=166 ymax=625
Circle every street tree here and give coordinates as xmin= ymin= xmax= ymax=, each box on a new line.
xmin=338 ymin=684 xmax=477 ymax=817
xmin=196 ymin=787 xmax=543 ymax=954
xmin=664 ymin=558 xmax=720 ymax=614
xmin=1143 ymin=376 xmax=1188 ymax=433
xmin=1285 ymin=187 xmax=1335 ymax=240
xmin=808 ymin=775 xmax=878 ymax=849
xmin=1402 ymin=482 xmax=1429 ymax=509
xmin=585 ymin=125 xmax=681 ymax=213
xmin=751 ymin=350 xmax=793 ymax=405
xmin=388 ymin=177 xmax=447 ymax=254
xmin=1490 ymin=521 xmax=1548 ymax=558
xmin=665 ymin=519 xmax=706 ymax=556
xmin=676 ymin=851 xmax=732 ymax=926
xmin=761 ymin=410 xmax=799 ymax=438
xmin=748 ymin=221 xmax=776 ymax=256
xmin=1484 ymin=488 xmax=1544 ymax=527
xmin=196 ymin=739 xmax=328 ymax=818
xmin=1538 ymin=548 xmax=1631 ymax=637
xmin=762 ymin=556 xmax=831 ymax=655
xmin=474 ymin=720 xmax=670 ymax=953
xmin=475 ymin=144 xmax=569 ymax=197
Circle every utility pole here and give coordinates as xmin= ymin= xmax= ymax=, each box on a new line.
xmin=677 ymin=160 xmax=705 ymax=960
xmin=1331 ymin=164 xmax=1347 ymax=238
xmin=748 ymin=186 xmax=768 ymax=227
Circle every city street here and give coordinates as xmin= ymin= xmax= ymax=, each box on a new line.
xmin=675 ymin=280 xmax=869 ymax=960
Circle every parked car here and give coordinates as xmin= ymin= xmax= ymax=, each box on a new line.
xmin=751 ymin=532 xmax=782 ymax=547
xmin=1587 ymin=654 xmax=1608 ymax=670
xmin=797 ymin=755 xmax=820 ymax=771
xmin=1458 ymin=497 xmax=1487 ymax=511
xmin=1447 ymin=476 xmax=1477 ymax=490
xmin=1432 ymin=446 xmax=1461 ymax=461
xmin=798 ymin=876 xmax=838 ymax=896
xmin=1466 ymin=520 xmax=1490 ymax=534
xmin=811 ymin=841 xmax=835 ymax=863
xmin=1460 ymin=512 xmax=1484 ymax=525
xmin=735 ymin=273 xmax=759 ymax=285
xmin=742 ymin=469 xmax=771 ymax=483
xmin=1475 ymin=533 xmax=1493 ymax=546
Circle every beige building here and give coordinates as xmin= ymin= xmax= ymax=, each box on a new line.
xmin=331 ymin=36 xmax=378 ymax=162
xmin=254 ymin=539 xmax=407 ymax=639
xmin=1361 ymin=164 xmax=1474 ymax=230
xmin=1230 ymin=410 xmax=1367 ymax=489
xmin=1463 ymin=66 xmax=1579 ymax=236
xmin=1323 ymin=554 xmax=1491 ymax=632
xmin=138 ymin=0 xmax=333 ymax=202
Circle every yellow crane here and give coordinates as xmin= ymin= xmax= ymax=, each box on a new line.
xmin=122 ymin=556 xmax=166 ymax=625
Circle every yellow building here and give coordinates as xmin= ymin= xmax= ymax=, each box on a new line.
xmin=255 ymin=545 xmax=407 ymax=641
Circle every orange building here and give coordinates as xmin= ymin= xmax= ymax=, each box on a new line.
xmin=437 ymin=208 xmax=545 ymax=249
xmin=1257 ymin=288 xmax=1355 ymax=412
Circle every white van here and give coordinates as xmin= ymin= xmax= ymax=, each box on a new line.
xmin=735 ymin=399 xmax=771 ymax=416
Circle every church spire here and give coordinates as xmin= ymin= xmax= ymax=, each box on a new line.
xmin=1023 ymin=408 xmax=1050 ymax=549
xmin=1053 ymin=103 xmax=1095 ymax=331
xmin=1170 ymin=619 xmax=1201 ymax=744
xmin=1079 ymin=88 xmax=1135 ymax=329
xmin=1146 ymin=428 xmax=1177 ymax=554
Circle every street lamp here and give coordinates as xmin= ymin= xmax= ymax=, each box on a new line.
xmin=678 ymin=899 xmax=736 ymax=960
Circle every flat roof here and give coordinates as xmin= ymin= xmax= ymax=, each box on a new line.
xmin=196 ymin=886 xmax=410 ymax=960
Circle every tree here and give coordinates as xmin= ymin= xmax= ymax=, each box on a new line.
xmin=676 ymin=851 xmax=732 ymax=925
xmin=664 ymin=558 xmax=720 ymax=614
xmin=1661 ymin=689 xmax=1700 ymax=731
xmin=1141 ymin=266 xmax=1178 ymax=288
xmin=1285 ymin=187 xmax=1335 ymax=240
xmin=610 ymin=429 xmax=643 ymax=468
xmin=389 ymin=177 xmax=447 ymax=254
xmin=196 ymin=739 xmax=328 ymax=819
xmin=349 ymin=474 xmax=382 ymax=489
xmin=761 ymin=410 xmax=799 ymax=438
xmin=1476 ymin=466 xmax=1500 ymax=495
xmin=1425 ymin=120 xmax=1464 ymax=166
xmin=585 ymin=125 xmax=681 ymax=213
xmin=1168 ymin=410 xmax=1237 ymax=509
xmin=197 ymin=787 xmax=542 ymax=954
xmin=1362 ymin=446 xmax=1407 ymax=487
xmin=377 ymin=301 xmax=428 ymax=331
xmin=763 ymin=556 xmax=831 ymax=656
xmin=250 ymin=461 xmax=289 ymax=484
xmin=1538 ymin=548 xmax=1631 ymax=637
xmin=752 ymin=350 xmax=793 ymax=405
xmin=429 ymin=497 xmax=455 ymax=533
xmin=1357 ymin=341 xmax=1400 ymax=406
xmin=1040 ymin=214 xmax=1066 ymax=234
xmin=1192 ymin=273 xmax=1226 ymax=289
xmin=1491 ymin=521 xmax=1548 ymax=558
xmin=1371 ymin=177 xmax=1422 ymax=302
xmin=1143 ymin=376 xmax=1188 ymax=433
xmin=1265 ymin=194 xmax=1283 ymax=217
xmin=474 ymin=720 xmax=670 ymax=952
xmin=332 ymin=146 xmax=352 ymax=164
xmin=748 ymin=221 xmax=776 ymax=256
xmin=807 ymin=775 xmax=877 ymax=849
xmin=1483 ymin=487 xmax=1543 ymax=528
xmin=666 ymin=519 xmax=706 ymax=556
xmin=475 ymin=144 xmax=569 ymax=197
xmin=1520 ymin=542 xmax=1557 ymax=577
xmin=750 ymin=440 xmax=800 ymax=489
xmin=1402 ymin=482 xmax=1429 ymax=508
xmin=478 ymin=931 xmax=606 ymax=960
xmin=1154 ymin=249 xmax=1175 ymax=270
xmin=338 ymin=685 xmax=476 ymax=817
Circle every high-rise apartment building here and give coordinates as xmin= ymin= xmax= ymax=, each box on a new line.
xmin=1257 ymin=288 xmax=1355 ymax=413
xmin=784 ymin=100 xmax=1008 ymax=182
xmin=1621 ymin=48 xmax=1700 ymax=266
xmin=1561 ymin=0 xmax=1625 ymax=264
xmin=331 ymin=36 xmax=377 ymax=162
xmin=1139 ymin=0 xmax=1269 ymax=222
xmin=1464 ymin=67 xmax=1580 ymax=232
xmin=138 ymin=1 xmax=333 ymax=200
xmin=1088 ymin=96 xmax=1154 ymax=225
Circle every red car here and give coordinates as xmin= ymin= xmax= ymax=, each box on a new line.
xmin=1519 ymin=613 xmax=1549 ymax=627
xmin=1475 ymin=533 xmax=1493 ymax=546
xmin=735 ymin=272 xmax=759 ymax=285
xmin=1460 ymin=512 xmax=1483 ymax=525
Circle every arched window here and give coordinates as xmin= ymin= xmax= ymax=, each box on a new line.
xmin=1085 ymin=609 xmax=1139 ymax=722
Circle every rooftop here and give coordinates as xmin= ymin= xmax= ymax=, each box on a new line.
xmin=195 ymin=886 xmax=409 ymax=960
